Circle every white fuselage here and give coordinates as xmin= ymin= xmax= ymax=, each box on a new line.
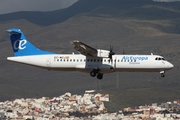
xmin=7 ymin=54 xmax=174 ymax=74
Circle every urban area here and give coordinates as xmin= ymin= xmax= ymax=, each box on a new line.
xmin=0 ymin=90 xmax=179 ymax=120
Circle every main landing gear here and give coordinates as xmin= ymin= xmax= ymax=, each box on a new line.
xmin=160 ymin=71 xmax=165 ymax=78
xmin=90 ymin=69 xmax=103 ymax=80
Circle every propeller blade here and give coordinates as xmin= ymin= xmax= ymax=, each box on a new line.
xmin=108 ymin=45 xmax=115 ymax=63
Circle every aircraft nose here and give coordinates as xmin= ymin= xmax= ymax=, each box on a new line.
xmin=168 ymin=62 xmax=174 ymax=69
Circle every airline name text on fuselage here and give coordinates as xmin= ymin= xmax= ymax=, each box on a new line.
xmin=122 ymin=56 xmax=148 ymax=61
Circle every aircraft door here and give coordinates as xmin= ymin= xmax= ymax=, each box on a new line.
xmin=46 ymin=58 xmax=51 ymax=67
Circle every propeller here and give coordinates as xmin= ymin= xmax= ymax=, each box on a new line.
xmin=108 ymin=46 xmax=115 ymax=62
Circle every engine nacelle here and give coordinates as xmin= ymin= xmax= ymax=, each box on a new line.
xmin=97 ymin=49 xmax=110 ymax=58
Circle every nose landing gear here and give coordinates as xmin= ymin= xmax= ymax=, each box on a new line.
xmin=161 ymin=73 xmax=165 ymax=77
xmin=160 ymin=71 xmax=165 ymax=78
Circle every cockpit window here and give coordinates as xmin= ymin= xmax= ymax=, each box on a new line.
xmin=155 ymin=57 xmax=166 ymax=61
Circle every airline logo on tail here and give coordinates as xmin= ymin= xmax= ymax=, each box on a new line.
xmin=13 ymin=39 xmax=27 ymax=50
xmin=7 ymin=28 xmax=54 ymax=56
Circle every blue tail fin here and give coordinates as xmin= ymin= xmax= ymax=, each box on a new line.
xmin=7 ymin=28 xmax=54 ymax=56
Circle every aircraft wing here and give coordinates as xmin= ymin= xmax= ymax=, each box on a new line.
xmin=71 ymin=41 xmax=111 ymax=58
xmin=71 ymin=41 xmax=97 ymax=57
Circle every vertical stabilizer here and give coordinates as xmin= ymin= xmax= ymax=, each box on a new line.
xmin=7 ymin=28 xmax=54 ymax=56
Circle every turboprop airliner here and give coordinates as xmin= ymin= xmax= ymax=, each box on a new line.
xmin=6 ymin=28 xmax=174 ymax=79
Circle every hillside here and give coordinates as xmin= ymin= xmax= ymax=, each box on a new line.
xmin=0 ymin=0 xmax=180 ymax=26
xmin=0 ymin=0 xmax=180 ymax=111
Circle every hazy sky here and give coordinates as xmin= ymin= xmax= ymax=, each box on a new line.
xmin=0 ymin=0 xmax=179 ymax=15
xmin=0 ymin=0 xmax=78 ymax=14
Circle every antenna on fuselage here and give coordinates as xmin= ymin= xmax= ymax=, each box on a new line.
xmin=123 ymin=49 xmax=125 ymax=55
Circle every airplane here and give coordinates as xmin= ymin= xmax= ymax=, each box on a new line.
xmin=6 ymin=28 xmax=174 ymax=80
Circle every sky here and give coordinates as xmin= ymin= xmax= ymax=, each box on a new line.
xmin=0 ymin=0 xmax=78 ymax=14
xmin=0 ymin=0 xmax=179 ymax=15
